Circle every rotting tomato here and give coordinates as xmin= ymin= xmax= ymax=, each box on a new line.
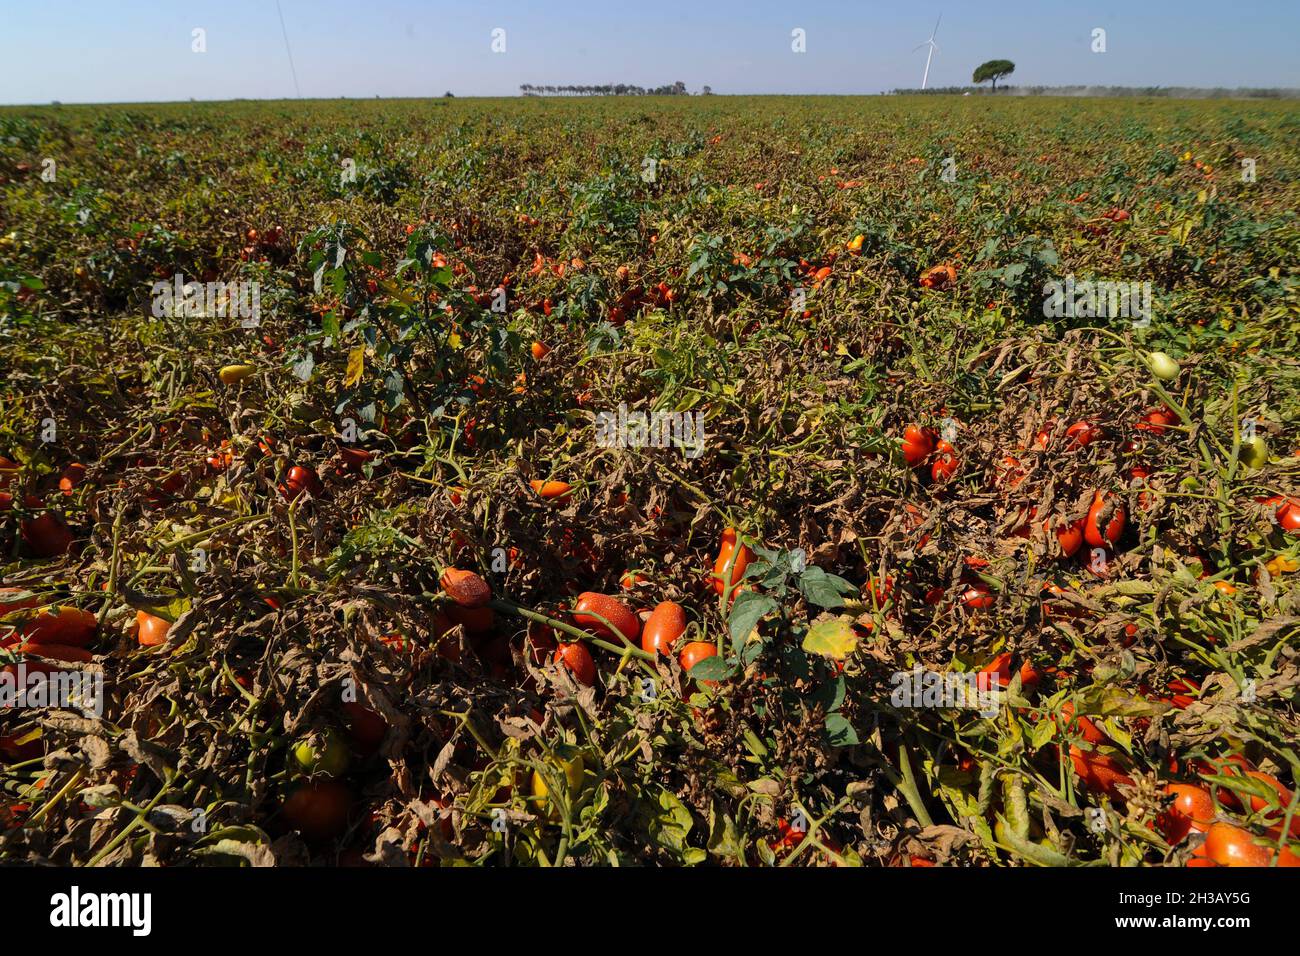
xmin=440 ymin=568 xmax=491 ymax=608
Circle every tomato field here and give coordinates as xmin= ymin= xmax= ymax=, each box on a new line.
xmin=1 ymin=94 xmax=1298 ymax=867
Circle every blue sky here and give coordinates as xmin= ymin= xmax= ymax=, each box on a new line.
xmin=2 ymin=0 xmax=1298 ymax=103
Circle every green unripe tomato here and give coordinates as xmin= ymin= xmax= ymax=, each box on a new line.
xmin=1240 ymin=435 xmax=1269 ymax=469
xmin=293 ymin=729 xmax=350 ymax=778
xmin=1146 ymin=351 xmax=1180 ymax=381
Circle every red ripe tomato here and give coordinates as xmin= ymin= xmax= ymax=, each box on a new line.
xmin=1156 ymin=784 xmax=1215 ymax=843
xmin=711 ymin=528 xmax=754 ymax=599
xmin=1066 ymin=421 xmax=1102 ymax=448
xmin=339 ymin=447 xmax=373 ymax=472
xmin=1084 ymin=491 xmax=1126 ymax=548
xmin=1018 ymin=660 xmax=1042 ymax=693
xmin=280 ymin=464 xmax=322 ymax=501
xmin=1034 ymin=420 xmax=1056 ymax=450
xmin=678 ymin=641 xmax=718 ymax=679
xmin=19 ymin=499 xmax=73 ymax=558
xmin=342 ymin=701 xmax=389 ymax=756
xmin=1135 ymin=407 xmax=1177 ymax=436
xmin=960 ymin=583 xmax=993 ymax=610
xmin=901 ymin=425 xmax=936 ymax=467
xmin=1277 ymin=499 xmax=1300 ymax=533
xmin=553 ymin=641 xmax=596 ymax=686
xmin=996 ymin=455 xmax=1026 ymax=489
xmin=20 ymin=606 xmax=98 ymax=648
xmin=572 ymin=592 xmax=640 ymax=645
xmin=930 ymin=441 xmax=959 ymax=483
xmin=58 ymin=463 xmax=87 ymax=494
xmin=446 ymin=604 xmax=495 ymax=634
xmin=1196 ymin=822 xmax=1298 ymax=867
xmin=136 ymin=611 xmax=170 ymax=647
xmin=0 ymin=588 xmax=42 ymax=613
xmin=641 ymin=601 xmax=686 ymax=656
xmin=1069 ymin=747 xmax=1132 ymax=798
xmin=281 ymin=780 xmax=353 ymax=841
xmin=1046 ymin=516 xmax=1084 ymax=556
xmin=1242 ymin=771 xmax=1300 ymax=837
xmin=0 ymin=456 xmax=18 ymax=486
xmin=977 ymin=652 xmax=1013 ymax=688
xmin=1059 ymin=701 xmax=1107 ymax=745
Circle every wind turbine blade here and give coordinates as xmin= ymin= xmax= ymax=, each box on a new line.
xmin=913 ymin=42 xmax=929 ymax=52
xmin=932 ymin=14 xmax=942 ymax=39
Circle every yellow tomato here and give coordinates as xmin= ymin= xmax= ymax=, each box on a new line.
xmin=218 ymin=364 xmax=256 ymax=385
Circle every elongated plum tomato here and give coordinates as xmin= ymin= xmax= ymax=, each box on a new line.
xmin=901 ymin=425 xmax=936 ymax=467
xmin=573 ymin=592 xmax=640 ymax=645
xmin=280 ymin=464 xmax=322 ymax=501
xmin=281 ymin=780 xmax=352 ymax=841
xmin=1156 ymin=784 xmax=1215 ymax=843
xmin=440 ymin=568 xmax=491 ymax=608
xmin=1242 ymin=771 xmax=1300 ymax=837
xmin=553 ymin=641 xmax=596 ymax=686
xmin=20 ymin=502 xmax=73 ymax=558
xmin=641 ymin=601 xmax=687 ymax=656
xmin=0 ymin=588 xmax=41 ymax=613
xmin=218 ymin=364 xmax=256 ymax=385
xmin=136 ymin=611 xmax=170 ymax=647
xmin=21 ymin=606 xmax=98 ymax=648
xmin=678 ymin=641 xmax=718 ymax=679
xmin=1084 ymin=492 xmax=1126 ymax=548
xmin=1197 ymin=822 xmax=1299 ymax=867
xmin=711 ymin=528 xmax=754 ymax=597
xmin=529 ymin=479 xmax=571 ymax=500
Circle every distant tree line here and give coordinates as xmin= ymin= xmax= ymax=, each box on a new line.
xmin=520 ymin=82 xmax=691 ymax=97
xmin=891 ymin=85 xmax=1300 ymax=99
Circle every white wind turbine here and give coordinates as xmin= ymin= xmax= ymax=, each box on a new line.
xmin=913 ymin=16 xmax=942 ymax=90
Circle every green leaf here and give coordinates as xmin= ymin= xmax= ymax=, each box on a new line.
xmin=801 ymin=615 xmax=858 ymax=659
xmin=799 ymin=566 xmax=850 ymax=609
xmin=728 ymin=590 xmax=776 ymax=650
xmin=824 ymin=712 xmax=859 ymax=746
xmin=687 ymin=654 xmax=729 ymax=682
